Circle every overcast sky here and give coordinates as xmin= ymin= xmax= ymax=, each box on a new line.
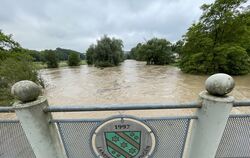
xmin=0 ymin=0 xmax=216 ymax=52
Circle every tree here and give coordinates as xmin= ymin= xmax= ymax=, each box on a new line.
xmin=86 ymin=35 xmax=124 ymax=67
xmin=43 ymin=50 xmax=59 ymax=68
xmin=86 ymin=44 xmax=95 ymax=65
xmin=172 ymin=40 xmax=184 ymax=55
xmin=180 ymin=0 xmax=250 ymax=75
xmin=0 ymin=30 xmax=20 ymax=51
xmin=136 ymin=38 xmax=174 ymax=65
xmin=0 ymin=30 xmax=43 ymax=106
xmin=24 ymin=47 xmax=84 ymax=63
xmin=129 ymin=43 xmax=143 ymax=60
xmin=68 ymin=52 xmax=81 ymax=66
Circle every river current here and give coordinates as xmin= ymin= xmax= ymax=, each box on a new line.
xmin=41 ymin=60 xmax=250 ymax=105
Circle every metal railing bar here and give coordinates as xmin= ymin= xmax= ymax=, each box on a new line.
xmin=1 ymin=114 xmax=250 ymax=123
xmin=143 ymin=115 xmax=198 ymax=120
xmin=0 ymin=119 xmax=19 ymax=123
xmin=51 ymin=119 xmax=102 ymax=123
xmin=233 ymin=100 xmax=250 ymax=107
xmin=44 ymin=102 xmax=202 ymax=112
xmin=0 ymin=107 xmax=15 ymax=113
xmin=1 ymin=100 xmax=250 ymax=113
xmin=50 ymin=115 xmax=198 ymax=123
xmin=229 ymin=114 xmax=250 ymax=118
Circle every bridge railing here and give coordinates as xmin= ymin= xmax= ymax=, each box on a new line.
xmin=0 ymin=73 xmax=250 ymax=158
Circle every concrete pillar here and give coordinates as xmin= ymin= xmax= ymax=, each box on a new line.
xmin=186 ymin=73 xmax=235 ymax=158
xmin=11 ymin=80 xmax=66 ymax=158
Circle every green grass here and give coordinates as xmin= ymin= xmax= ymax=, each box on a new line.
xmin=34 ymin=60 xmax=87 ymax=69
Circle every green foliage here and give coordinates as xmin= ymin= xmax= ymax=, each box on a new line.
xmin=68 ymin=52 xmax=81 ymax=66
xmin=86 ymin=35 xmax=124 ymax=67
xmin=86 ymin=44 xmax=95 ymax=65
xmin=0 ymin=58 xmax=43 ymax=106
xmin=172 ymin=40 xmax=184 ymax=55
xmin=0 ymin=31 xmax=43 ymax=106
xmin=43 ymin=50 xmax=59 ymax=68
xmin=26 ymin=48 xmax=84 ymax=63
xmin=0 ymin=58 xmax=41 ymax=84
xmin=130 ymin=38 xmax=174 ymax=65
xmin=55 ymin=48 xmax=85 ymax=61
xmin=180 ymin=0 xmax=250 ymax=75
xmin=219 ymin=44 xmax=250 ymax=75
xmin=0 ymin=30 xmax=20 ymax=51
xmin=129 ymin=43 xmax=143 ymax=60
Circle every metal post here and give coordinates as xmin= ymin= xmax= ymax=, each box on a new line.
xmin=185 ymin=73 xmax=235 ymax=158
xmin=11 ymin=80 xmax=66 ymax=158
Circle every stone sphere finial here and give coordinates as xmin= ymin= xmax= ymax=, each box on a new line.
xmin=11 ymin=80 xmax=41 ymax=102
xmin=205 ymin=73 xmax=235 ymax=96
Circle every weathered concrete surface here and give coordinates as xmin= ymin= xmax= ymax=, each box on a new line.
xmin=205 ymin=73 xmax=235 ymax=96
xmin=13 ymin=97 xmax=66 ymax=158
xmin=11 ymin=80 xmax=41 ymax=102
xmin=185 ymin=91 xmax=234 ymax=158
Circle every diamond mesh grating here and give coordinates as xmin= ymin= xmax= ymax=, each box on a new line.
xmin=145 ymin=119 xmax=190 ymax=158
xmin=56 ymin=118 xmax=190 ymax=158
xmin=216 ymin=116 xmax=250 ymax=158
xmin=0 ymin=121 xmax=35 ymax=158
xmin=57 ymin=121 xmax=100 ymax=158
xmin=3 ymin=116 xmax=249 ymax=158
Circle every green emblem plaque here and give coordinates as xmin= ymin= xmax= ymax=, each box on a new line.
xmin=92 ymin=117 xmax=156 ymax=158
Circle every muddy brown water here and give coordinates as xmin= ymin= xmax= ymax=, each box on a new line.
xmin=41 ymin=60 xmax=250 ymax=105
xmin=2 ymin=60 xmax=250 ymax=119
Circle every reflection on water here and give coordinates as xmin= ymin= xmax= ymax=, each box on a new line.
xmin=40 ymin=60 xmax=250 ymax=105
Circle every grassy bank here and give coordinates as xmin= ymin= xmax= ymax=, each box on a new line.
xmin=35 ymin=60 xmax=87 ymax=69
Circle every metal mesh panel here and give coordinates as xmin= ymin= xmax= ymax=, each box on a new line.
xmin=0 ymin=121 xmax=35 ymax=158
xmin=216 ymin=116 xmax=250 ymax=158
xmin=56 ymin=118 xmax=190 ymax=158
xmin=57 ymin=121 xmax=100 ymax=158
xmin=146 ymin=119 xmax=190 ymax=158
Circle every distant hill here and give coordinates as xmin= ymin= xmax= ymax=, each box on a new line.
xmin=54 ymin=48 xmax=85 ymax=61
xmin=27 ymin=47 xmax=85 ymax=62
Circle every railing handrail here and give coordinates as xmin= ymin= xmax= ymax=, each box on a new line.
xmin=233 ymin=100 xmax=250 ymax=107
xmin=0 ymin=107 xmax=15 ymax=113
xmin=44 ymin=101 xmax=202 ymax=112
xmin=1 ymin=100 xmax=250 ymax=113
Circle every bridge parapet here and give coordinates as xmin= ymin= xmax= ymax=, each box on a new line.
xmin=0 ymin=73 xmax=250 ymax=158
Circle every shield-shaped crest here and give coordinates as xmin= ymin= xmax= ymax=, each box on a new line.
xmin=105 ymin=131 xmax=141 ymax=158
xmin=92 ymin=118 xmax=156 ymax=158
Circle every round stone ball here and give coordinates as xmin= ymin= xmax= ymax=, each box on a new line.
xmin=11 ymin=80 xmax=41 ymax=102
xmin=205 ymin=73 xmax=235 ymax=96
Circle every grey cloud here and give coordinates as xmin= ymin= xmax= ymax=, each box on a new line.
xmin=0 ymin=0 xmax=215 ymax=52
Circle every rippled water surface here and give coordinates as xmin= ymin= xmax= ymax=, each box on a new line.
xmin=40 ymin=60 xmax=250 ymax=105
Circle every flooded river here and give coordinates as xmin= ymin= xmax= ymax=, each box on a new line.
xmin=41 ymin=60 xmax=250 ymax=105
xmin=2 ymin=60 xmax=250 ymax=119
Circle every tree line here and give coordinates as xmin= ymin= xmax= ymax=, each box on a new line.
xmin=29 ymin=47 xmax=85 ymax=62
xmin=85 ymin=0 xmax=250 ymax=75
xmin=124 ymin=0 xmax=250 ymax=75
xmin=85 ymin=36 xmax=182 ymax=67
xmin=0 ymin=31 xmax=84 ymax=105
xmin=27 ymin=48 xmax=84 ymax=68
